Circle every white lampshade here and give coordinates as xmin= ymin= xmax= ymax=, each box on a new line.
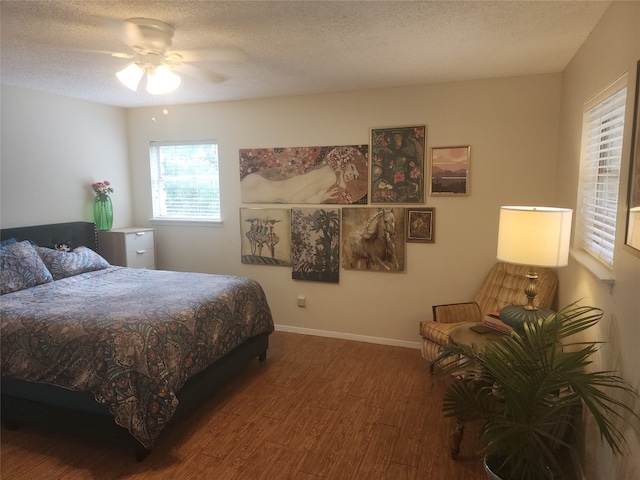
xmin=497 ymin=206 xmax=573 ymax=267
xmin=146 ymin=65 xmax=181 ymax=95
xmin=116 ymin=63 xmax=144 ymax=91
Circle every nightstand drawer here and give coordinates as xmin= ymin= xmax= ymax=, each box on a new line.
xmin=98 ymin=228 xmax=156 ymax=269
xmin=126 ymin=248 xmax=155 ymax=269
xmin=123 ymin=231 xmax=155 ymax=252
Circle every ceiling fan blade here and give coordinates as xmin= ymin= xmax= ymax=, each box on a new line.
xmin=122 ymin=18 xmax=176 ymax=54
xmin=169 ymin=47 xmax=248 ymax=64
xmin=111 ymin=52 xmax=136 ymax=59
xmin=179 ymin=64 xmax=227 ymax=84
xmin=62 ymin=45 xmax=135 ymax=59
xmin=120 ymin=19 xmax=150 ymax=49
xmin=93 ymin=17 xmax=142 ymax=50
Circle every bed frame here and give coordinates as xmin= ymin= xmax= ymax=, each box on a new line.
xmin=0 ymin=222 xmax=270 ymax=461
xmin=0 ymin=221 xmax=100 ymax=252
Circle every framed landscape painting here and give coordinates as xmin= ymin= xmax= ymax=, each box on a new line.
xmin=370 ymin=125 xmax=426 ymax=204
xmin=430 ymin=146 xmax=470 ymax=195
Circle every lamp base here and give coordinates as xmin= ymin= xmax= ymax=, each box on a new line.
xmin=499 ymin=305 xmax=554 ymax=334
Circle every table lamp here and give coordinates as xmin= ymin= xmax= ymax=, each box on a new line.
xmin=496 ymin=206 xmax=573 ymax=332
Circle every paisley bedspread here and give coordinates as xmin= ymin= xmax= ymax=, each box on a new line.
xmin=0 ymin=267 xmax=274 ymax=448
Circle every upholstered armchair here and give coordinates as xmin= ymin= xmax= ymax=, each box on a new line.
xmin=420 ymin=262 xmax=558 ymax=372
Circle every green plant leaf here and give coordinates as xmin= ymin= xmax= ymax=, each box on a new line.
xmin=432 ymin=303 xmax=640 ymax=479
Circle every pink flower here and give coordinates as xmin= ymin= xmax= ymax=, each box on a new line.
xmin=393 ymin=171 xmax=405 ymax=184
xmin=91 ymin=180 xmax=114 ymax=198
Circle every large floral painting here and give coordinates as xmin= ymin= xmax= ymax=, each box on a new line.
xmin=239 ymin=145 xmax=368 ymax=204
xmin=291 ymin=208 xmax=340 ymax=283
xmin=240 ymin=208 xmax=292 ymax=266
xmin=370 ymin=126 xmax=426 ymax=204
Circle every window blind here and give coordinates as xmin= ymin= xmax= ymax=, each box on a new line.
xmin=576 ymin=77 xmax=627 ymax=268
xmin=150 ymin=141 xmax=221 ymax=221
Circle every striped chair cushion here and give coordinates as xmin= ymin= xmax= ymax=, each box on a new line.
xmin=473 ymin=262 xmax=558 ymax=316
xmin=421 ymin=339 xmax=458 ymax=369
xmin=420 ymin=320 xmax=460 ymax=345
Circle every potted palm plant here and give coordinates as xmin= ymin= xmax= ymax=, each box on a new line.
xmin=433 ymin=303 xmax=640 ymax=480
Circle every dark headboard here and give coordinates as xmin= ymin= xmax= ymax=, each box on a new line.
xmin=0 ymin=222 xmax=98 ymax=252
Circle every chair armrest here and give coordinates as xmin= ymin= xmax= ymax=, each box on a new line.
xmin=432 ymin=302 xmax=482 ymax=324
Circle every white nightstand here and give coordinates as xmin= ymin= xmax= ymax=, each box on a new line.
xmin=97 ymin=228 xmax=156 ymax=269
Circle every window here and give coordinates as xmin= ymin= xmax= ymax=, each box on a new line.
xmin=150 ymin=141 xmax=221 ymax=222
xmin=575 ymin=75 xmax=627 ymax=269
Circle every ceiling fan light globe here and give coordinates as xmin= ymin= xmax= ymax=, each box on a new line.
xmin=116 ymin=63 xmax=144 ymax=91
xmin=146 ymin=65 xmax=181 ymax=95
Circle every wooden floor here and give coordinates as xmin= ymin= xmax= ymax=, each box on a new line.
xmin=0 ymin=331 xmax=485 ymax=480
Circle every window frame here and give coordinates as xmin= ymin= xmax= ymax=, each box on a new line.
xmin=574 ymin=74 xmax=627 ymax=272
xmin=149 ymin=140 xmax=222 ymax=225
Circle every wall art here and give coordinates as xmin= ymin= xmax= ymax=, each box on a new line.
xmin=239 ymin=145 xmax=368 ymax=204
xmin=240 ymin=208 xmax=292 ymax=266
xmin=430 ymin=146 xmax=470 ymax=195
xmin=406 ymin=207 xmax=435 ymax=243
xmin=341 ymin=207 xmax=405 ymax=272
xmin=370 ymin=125 xmax=426 ymax=204
xmin=625 ymin=60 xmax=640 ymax=256
xmin=291 ymin=208 xmax=340 ymax=283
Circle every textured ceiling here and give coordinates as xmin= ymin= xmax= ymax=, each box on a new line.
xmin=1 ymin=0 xmax=612 ymax=108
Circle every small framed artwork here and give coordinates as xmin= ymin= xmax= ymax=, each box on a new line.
xmin=240 ymin=208 xmax=292 ymax=266
xmin=430 ymin=146 xmax=470 ymax=196
xmin=406 ymin=208 xmax=435 ymax=243
xmin=370 ymin=125 xmax=426 ymax=204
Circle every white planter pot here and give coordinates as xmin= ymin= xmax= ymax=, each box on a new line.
xmin=483 ymin=456 xmax=502 ymax=480
xmin=483 ymin=455 xmax=553 ymax=480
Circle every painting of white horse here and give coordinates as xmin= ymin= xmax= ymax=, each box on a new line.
xmin=341 ymin=207 xmax=405 ymax=272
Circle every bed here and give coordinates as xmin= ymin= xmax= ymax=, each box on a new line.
xmin=0 ymin=221 xmax=274 ymax=460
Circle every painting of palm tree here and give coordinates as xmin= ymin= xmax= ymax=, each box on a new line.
xmin=291 ymin=208 xmax=340 ymax=282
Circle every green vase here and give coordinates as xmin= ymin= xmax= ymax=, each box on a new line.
xmin=94 ymin=195 xmax=113 ymax=231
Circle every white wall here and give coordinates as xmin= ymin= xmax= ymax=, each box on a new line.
xmin=126 ymin=74 xmax=562 ymax=347
xmin=555 ymin=2 xmax=640 ymax=479
xmin=0 ymin=86 xmax=132 ymax=229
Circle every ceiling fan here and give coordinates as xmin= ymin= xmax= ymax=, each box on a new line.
xmin=110 ymin=18 xmax=246 ymax=95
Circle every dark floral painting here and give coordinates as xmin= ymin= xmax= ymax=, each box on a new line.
xmin=239 ymin=145 xmax=368 ymax=204
xmin=342 ymin=207 xmax=405 ymax=272
xmin=370 ymin=126 xmax=426 ymax=204
xmin=240 ymin=208 xmax=292 ymax=266
xmin=291 ymin=208 xmax=340 ymax=283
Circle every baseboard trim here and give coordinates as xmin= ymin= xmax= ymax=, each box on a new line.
xmin=274 ymin=324 xmax=421 ymax=350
